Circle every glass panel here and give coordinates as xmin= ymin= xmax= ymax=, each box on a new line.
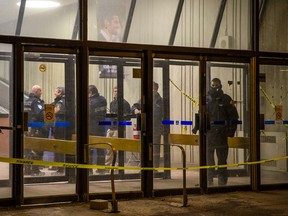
xmin=260 ymin=65 xmax=288 ymax=184
xmin=128 ymin=0 xmax=179 ymax=45
xmin=88 ymin=55 xmax=141 ymax=193
xmin=153 ymin=58 xmax=200 ymax=189
xmin=23 ymin=52 xmax=76 ymax=197
xmin=88 ymin=0 xmax=131 ymax=42
xmin=206 ymin=62 xmax=250 ymax=187
xmin=0 ymin=44 xmax=13 ymax=199
xmin=0 ymin=0 xmax=19 ymax=36
xmin=259 ymin=1 xmax=288 ymax=52
xmin=88 ymin=0 xmax=179 ymax=45
xmin=174 ymin=0 xmax=251 ymax=49
xmin=20 ymin=0 xmax=79 ymax=39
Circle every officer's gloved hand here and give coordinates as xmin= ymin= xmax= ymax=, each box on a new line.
xmin=192 ymin=127 xmax=198 ymax=134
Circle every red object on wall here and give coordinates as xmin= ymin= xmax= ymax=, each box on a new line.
xmin=133 ymin=126 xmax=140 ymax=139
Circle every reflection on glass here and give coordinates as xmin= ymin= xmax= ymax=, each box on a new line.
xmin=260 ymin=65 xmax=288 ymax=184
xmin=0 ymin=43 xmax=12 ymax=199
xmin=259 ymin=1 xmax=288 ymax=52
xmin=20 ymin=0 xmax=79 ymax=39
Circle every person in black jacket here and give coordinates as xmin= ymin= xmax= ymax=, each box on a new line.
xmin=88 ymin=85 xmax=107 ymax=174
xmin=24 ymin=85 xmax=48 ymax=176
xmin=131 ymin=82 xmax=163 ymax=168
xmin=50 ymin=87 xmax=66 ymax=174
xmin=105 ymin=86 xmax=131 ymax=165
xmin=193 ymin=78 xmax=239 ymax=186
xmin=152 ymin=82 xmax=163 ymax=168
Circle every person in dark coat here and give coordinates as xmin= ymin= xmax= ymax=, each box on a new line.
xmin=152 ymin=82 xmax=163 ymax=168
xmin=193 ymin=78 xmax=239 ymax=186
xmin=50 ymin=87 xmax=66 ymax=174
xmin=24 ymin=85 xmax=48 ymax=176
xmin=105 ymin=86 xmax=131 ymax=165
xmin=88 ymin=85 xmax=107 ymax=174
xmin=131 ymin=82 xmax=163 ymax=168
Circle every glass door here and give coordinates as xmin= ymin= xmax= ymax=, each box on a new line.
xmin=259 ymin=64 xmax=288 ymax=185
xmin=153 ymin=58 xmax=200 ymax=189
xmin=0 ymin=44 xmax=13 ymax=199
xmin=88 ymin=53 xmax=142 ymax=194
xmin=23 ymin=50 xmax=77 ymax=197
xmin=205 ymin=60 xmax=250 ymax=187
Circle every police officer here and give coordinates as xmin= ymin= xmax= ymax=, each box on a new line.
xmin=88 ymin=85 xmax=107 ymax=174
xmin=192 ymin=78 xmax=239 ymax=185
xmin=50 ymin=87 xmax=66 ymax=174
xmin=206 ymin=78 xmax=239 ymax=186
xmin=24 ymin=85 xmax=48 ymax=176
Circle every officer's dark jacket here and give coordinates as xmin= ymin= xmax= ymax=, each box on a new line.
xmin=207 ymin=90 xmax=239 ymax=137
xmin=109 ymin=97 xmax=131 ymax=130
xmin=110 ymin=98 xmax=131 ymax=116
xmin=52 ymin=95 xmax=65 ymax=122
xmin=24 ymin=93 xmax=48 ymax=137
xmin=131 ymin=92 xmax=163 ymax=134
xmin=24 ymin=93 xmax=45 ymax=122
xmin=89 ymin=93 xmax=107 ymax=136
xmin=51 ymin=95 xmax=66 ymax=139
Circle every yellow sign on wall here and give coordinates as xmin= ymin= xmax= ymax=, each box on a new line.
xmin=275 ymin=105 xmax=283 ymax=121
xmin=44 ymin=104 xmax=55 ymax=123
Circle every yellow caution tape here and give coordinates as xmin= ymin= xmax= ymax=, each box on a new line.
xmin=260 ymin=86 xmax=288 ymax=132
xmin=170 ymin=79 xmax=199 ymax=107
xmin=0 ymin=156 xmax=287 ymax=172
xmin=260 ymin=85 xmax=275 ymax=109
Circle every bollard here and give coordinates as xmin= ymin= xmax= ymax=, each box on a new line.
xmin=86 ymin=142 xmax=119 ymax=213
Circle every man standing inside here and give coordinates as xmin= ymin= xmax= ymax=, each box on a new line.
xmin=24 ymin=85 xmax=48 ymax=176
xmin=88 ymin=85 xmax=107 ymax=174
xmin=131 ymin=82 xmax=163 ymax=168
xmin=105 ymin=86 xmax=131 ymax=165
xmin=204 ymin=78 xmax=239 ymax=186
xmin=51 ymin=87 xmax=66 ymax=175
xmin=152 ymin=82 xmax=163 ymax=169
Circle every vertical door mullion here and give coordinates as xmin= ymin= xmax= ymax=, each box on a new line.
xmin=13 ymin=43 xmax=24 ymax=206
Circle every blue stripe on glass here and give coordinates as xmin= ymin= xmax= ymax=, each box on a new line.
xmin=99 ymin=121 xmax=112 ymax=126
xmin=283 ymin=120 xmax=288 ymax=124
xmin=264 ymin=120 xmax=275 ymax=125
xmin=28 ymin=122 xmax=44 ymax=127
xmin=181 ymin=121 xmax=193 ymax=125
xmin=119 ymin=121 xmax=132 ymax=126
xmin=54 ymin=122 xmax=70 ymax=127
xmin=162 ymin=120 xmax=174 ymax=125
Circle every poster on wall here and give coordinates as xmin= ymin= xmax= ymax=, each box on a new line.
xmin=96 ymin=0 xmax=127 ymax=78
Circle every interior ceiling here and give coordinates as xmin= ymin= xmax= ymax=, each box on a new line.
xmin=0 ymin=0 xmax=74 ymax=24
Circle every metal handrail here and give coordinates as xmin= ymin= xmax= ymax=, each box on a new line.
xmin=85 ymin=142 xmax=119 ymax=213
xmin=170 ymin=144 xmax=188 ymax=207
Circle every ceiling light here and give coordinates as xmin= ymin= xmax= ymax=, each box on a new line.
xmin=17 ymin=1 xmax=60 ymax=8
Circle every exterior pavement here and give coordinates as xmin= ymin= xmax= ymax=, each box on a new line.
xmin=0 ymin=190 xmax=288 ymax=216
